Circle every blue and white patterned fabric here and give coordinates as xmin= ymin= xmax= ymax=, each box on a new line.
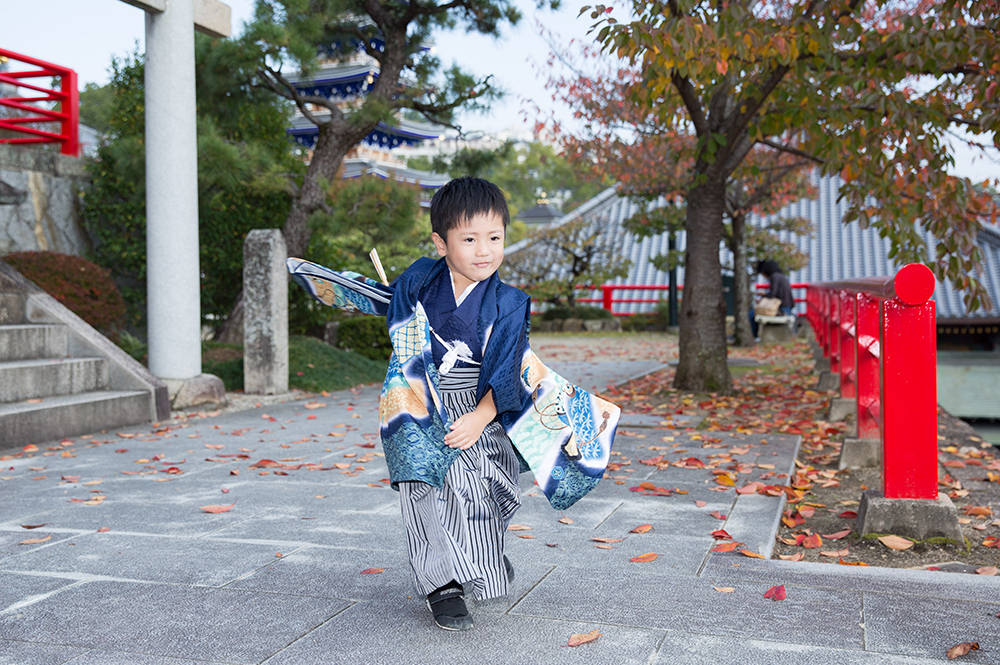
xmin=286 ymin=256 xmax=620 ymax=510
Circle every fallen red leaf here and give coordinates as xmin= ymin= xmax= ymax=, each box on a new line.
xmin=630 ymin=524 xmax=653 ymax=534
xmin=877 ymin=535 xmax=914 ymax=551
xmin=97 ymin=527 xmax=110 ymax=533
xmin=711 ymin=529 xmax=732 ymax=540
xmin=946 ymin=642 xmax=979 ymax=659
xmin=710 ymin=541 xmax=744 ymax=553
xmin=763 ymin=584 xmax=786 ymax=601
xmin=778 ymin=551 xmax=804 ymax=561
xmin=592 ymin=537 xmax=625 ymax=543
xmin=838 ymin=511 xmax=858 ymax=519
xmin=558 ymin=517 xmax=574 ymax=525
xmin=567 ymin=629 xmax=602 ymax=647
xmin=837 ymin=558 xmax=869 ymax=566
xmin=19 ymin=535 xmax=52 ymax=545
xmin=802 ymin=533 xmax=823 ymax=549
xmin=630 ymin=552 xmax=658 ymax=563
xmin=740 ymin=549 xmax=765 ymax=559
xmin=199 ymin=501 xmax=236 ymax=514
xmin=821 ymin=529 xmax=852 ymax=540
xmin=709 ymin=511 xmax=727 ymax=520
xmin=360 ymin=568 xmax=384 ymax=574
xmin=20 ymin=524 xmax=48 ymax=529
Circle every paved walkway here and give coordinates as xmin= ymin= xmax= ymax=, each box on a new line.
xmin=2 ymin=359 xmax=1000 ymax=664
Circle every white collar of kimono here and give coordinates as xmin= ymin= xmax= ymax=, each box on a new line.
xmin=450 ymin=270 xmax=481 ymax=308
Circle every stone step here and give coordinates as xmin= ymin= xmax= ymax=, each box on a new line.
xmin=0 ymin=390 xmax=151 ymax=448
xmin=0 ymin=324 xmax=68 ymax=361
xmin=0 ymin=357 xmax=110 ymax=403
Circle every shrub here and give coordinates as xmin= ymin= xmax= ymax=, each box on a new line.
xmin=3 ymin=251 xmax=126 ymax=341
xmin=541 ymin=305 xmax=613 ymax=321
xmin=336 ymin=316 xmax=393 ymax=361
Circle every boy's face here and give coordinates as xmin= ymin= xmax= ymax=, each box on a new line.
xmin=431 ymin=212 xmax=506 ymax=290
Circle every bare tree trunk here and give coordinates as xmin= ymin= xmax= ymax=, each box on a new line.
xmin=674 ymin=177 xmax=733 ymax=394
xmin=731 ymin=212 xmax=755 ymax=347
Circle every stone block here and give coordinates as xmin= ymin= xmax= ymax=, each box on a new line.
xmin=0 ymin=293 xmax=24 ymax=323
xmin=814 ymin=355 xmax=831 ymax=372
xmin=856 ymin=489 xmax=965 ymax=543
xmin=828 ymin=396 xmax=856 ymax=422
xmin=243 ymin=229 xmax=288 ymax=395
xmin=837 ymin=437 xmax=880 ymax=470
xmin=583 ymin=319 xmax=603 ymax=332
xmin=561 ymin=318 xmax=584 ymax=333
xmin=170 ymin=373 xmax=226 ymax=409
xmin=602 ymin=318 xmax=622 ymax=332
xmin=817 ymin=371 xmax=840 ymax=391
xmin=532 ymin=319 xmax=554 ymax=333
xmin=759 ymin=321 xmax=793 ymax=343
xmin=323 ymin=320 xmax=339 ymax=346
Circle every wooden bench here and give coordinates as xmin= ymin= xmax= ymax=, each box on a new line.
xmin=755 ymin=314 xmax=796 ymax=343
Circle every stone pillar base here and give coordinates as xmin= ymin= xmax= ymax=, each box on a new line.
xmin=856 ymin=490 xmax=965 ymax=543
xmin=813 ymin=355 xmax=831 ymax=372
xmin=837 ymin=437 xmax=880 ymax=470
xmin=828 ymin=396 xmax=856 ymax=422
xmin=164 ymin=373 xmax=226 ymax=410
xmin=817 ymin=371 xmax=840 ymax=391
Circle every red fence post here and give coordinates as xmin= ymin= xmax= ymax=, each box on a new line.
xmin=839 ymin=290 xmax=856 ymax=399
xmin=855 ymin=293 xmax=881 ymax=440
xmin=881 ymin=275 xmax=938 ymax=499
xmin=829 ymin=291 xmax=841 ymax=376
xmin=602 ymin=285 xmax=614 ymax=313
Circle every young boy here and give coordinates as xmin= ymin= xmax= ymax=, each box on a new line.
xmin=286 ymin=176 xmax=619 ymax=632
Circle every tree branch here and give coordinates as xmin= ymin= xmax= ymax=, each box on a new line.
xmin=258 ymin=66 xmax=339 ymax=127
xmin=758 ymin=137 xmax=825 ymax=164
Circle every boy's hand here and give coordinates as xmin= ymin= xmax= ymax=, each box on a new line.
xmin=445 ymin=412 xmax=489 ymax=450
xmin=444 ymin=390 xmax=497 ymax=451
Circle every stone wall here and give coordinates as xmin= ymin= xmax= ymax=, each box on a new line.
xmin=0 ymin=144 xmax=90 ymax=257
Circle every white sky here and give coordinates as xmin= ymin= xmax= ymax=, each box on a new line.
xmin=2 ymin=0 xmax=998 ymax=183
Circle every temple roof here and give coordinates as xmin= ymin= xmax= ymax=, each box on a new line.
xmin=507 ymin=172 xmax=1000 ymax=322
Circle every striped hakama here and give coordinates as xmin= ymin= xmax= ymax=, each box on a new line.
xmin=398 ymin=366 xmax=521 ymax=600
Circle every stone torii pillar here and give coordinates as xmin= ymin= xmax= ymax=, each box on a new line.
xmin=119 ymin=0 xmax=230 ymax=408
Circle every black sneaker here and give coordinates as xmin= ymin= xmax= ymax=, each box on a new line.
xmin=426 ymin=582 xmax=473 ymax=631
xmin=503 ymin=555 xmax=514 ymax=583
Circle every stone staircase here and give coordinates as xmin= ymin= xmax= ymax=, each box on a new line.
xmin=0 ymin=266 xmax=168 ymax=449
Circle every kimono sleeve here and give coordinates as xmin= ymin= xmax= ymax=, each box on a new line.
xmin=286 ymin=257 xmax=393 ymax=317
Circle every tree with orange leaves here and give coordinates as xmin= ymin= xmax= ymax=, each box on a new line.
xmin=551 ymin=0 xmax=999 ymax=392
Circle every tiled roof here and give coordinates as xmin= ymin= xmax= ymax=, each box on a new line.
xmin=507 ymin=171 xmax=1000 ymax=321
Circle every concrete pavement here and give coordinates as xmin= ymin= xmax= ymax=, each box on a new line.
xmin=2 ymin=361 xmax=1000 ymax=664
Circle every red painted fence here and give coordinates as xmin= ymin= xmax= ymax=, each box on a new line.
xmin=805 ymin=263 xmax=938 ymax=500
xmin=571 ymin=282 xmax=808 ymax=315
xmin=0 ymin=49 xmax=79 ymax=156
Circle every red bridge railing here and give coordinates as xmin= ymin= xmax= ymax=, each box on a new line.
xmin=806 ymin=263 xmax=937 ymax=500
xmin=0 ymin=49 xmax=79 ymax=156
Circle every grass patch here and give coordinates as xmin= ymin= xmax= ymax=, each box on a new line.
xmin=202 ymin=336 xmax=388 ymax=392
xmin=289 ymin=335 xmax=387 ymax=392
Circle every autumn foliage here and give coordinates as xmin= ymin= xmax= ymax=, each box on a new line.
xmin=3 ymin=251 xmax=126 ymax=342
xmin=539 ymin=0 xmax=1000 ymax=393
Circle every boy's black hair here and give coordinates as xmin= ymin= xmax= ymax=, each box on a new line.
xmin=756 ymin=260 xmax=782 ymax=277
xmin=430 ymin=176 xmax=510 ymax=240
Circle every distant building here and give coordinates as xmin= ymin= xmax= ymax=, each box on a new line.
xmin=284 ymin=51 xmax=450 ymax=192
xmin=517 ymin=201 xmax=563 ymax=226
